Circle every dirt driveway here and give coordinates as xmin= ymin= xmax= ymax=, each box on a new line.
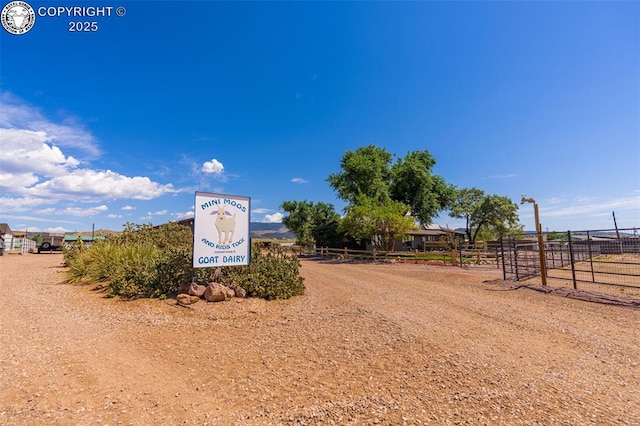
xmin=1 ymin=253 xmax=639 ymax=425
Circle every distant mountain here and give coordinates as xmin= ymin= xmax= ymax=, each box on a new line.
xmin=250 ymin=222 xmax=295 ymax=240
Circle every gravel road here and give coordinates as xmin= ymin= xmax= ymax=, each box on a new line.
xmin=1 ymin=253 xmax=638 ymax=425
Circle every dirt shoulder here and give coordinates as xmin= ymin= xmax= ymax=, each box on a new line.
xmin=1 ymin=253 xmax=639 ymax=425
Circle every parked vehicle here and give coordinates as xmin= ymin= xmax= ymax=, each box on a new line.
xmin=38 ymin=240 xmax=63 ymax=253
xmin=37 ymin=235 xmax=65 ymax=253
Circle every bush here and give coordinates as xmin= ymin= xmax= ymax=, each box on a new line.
xmin=220 ymin=244 xmax=305 ymax=300
xmin=65 ymin=239 xmax=162 ymax=298
xmin=64 ymin=222 xmax=305 ymax=300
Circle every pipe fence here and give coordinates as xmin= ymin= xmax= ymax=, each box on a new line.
xmin=501 ymin=228 xmax=640 ymax=298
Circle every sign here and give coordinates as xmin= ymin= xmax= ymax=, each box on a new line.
xmin=193 ymin=192 xmax=250 ymax=268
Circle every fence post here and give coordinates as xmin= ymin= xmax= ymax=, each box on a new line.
xmin=567 ymin=231 xmax=577 ymax=290
xmin=500 ymin=237 xmax=506 ymax=279
xmin=373 ymin=248 xmax=376 ymax=262
xmin=344 ymin=247 xmax=348 ymax=260
xmin=415 ymin=249 xmax=419 ymax=264
xmin=587 ymin=231 xmax=595 ymax=282
xmin=513 ymin=240 xmax=520 ymax=281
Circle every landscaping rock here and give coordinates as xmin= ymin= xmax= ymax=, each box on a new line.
xmin=188 ymin=282 xmax=206 ymax=297
xmin=177 ymin=282 xmax=191 ymax=295
xmin=176 ymin=294 xmax=200 ymax=305
xmin=224 ymin=286 xmax=235 ymax=298
xmin=204 ymin=283 xmax=227 ymax=302
xmin=231 ymin=285 xmax=247 ymax=298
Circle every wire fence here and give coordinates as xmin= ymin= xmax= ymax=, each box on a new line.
xmin=301 ymin=242 xmax=501 ymax=268
xmin=501 ymin=228 xmax=640 ymax=298
xmin=295 ymin=227 xmax=639 ymax=299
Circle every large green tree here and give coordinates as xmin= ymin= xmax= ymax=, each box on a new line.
xmin=338 ymin=195 xmax=416 ymax=251
xmin=449 ymin=188 xmax=521 ymax=242
xmin=390 ymin=150 xmax=455 ymax=225
xmin=280 ymin=200 xmax=340 ymax=245
xmin=327 ymin=145 xmax=453 ymax=225
xmin=327 ymin=145 xmax=393 ymax=204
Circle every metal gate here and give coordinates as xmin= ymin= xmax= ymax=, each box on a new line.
xmin=500 ymin=229 xmax=640 ymax=297
xmin=500 ymin=237 xmax=541 ymax=281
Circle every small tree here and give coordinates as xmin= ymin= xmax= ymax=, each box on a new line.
xmin=449 ymin=188 xmax=521 ymax=243
xmin=339 ymin=195 xmax=416 ymax=251
xmin=546 ymin=232 xmax=566 ymax=241
xmin=281 ymin=200 xmax=340 ymax=246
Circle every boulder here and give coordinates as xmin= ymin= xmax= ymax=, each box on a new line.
xmin=231 ymin=285 xmax=247 ymax=298
xmin=204 ymin=283 xmax=227 ymax=302
xmin=188 ymin=282 xmax=206 ymax=297
xmin=176 ymin=294 xmax=200 ymax=305
xmin=224 ymin=286 xmax=235 ymax=298
xmin=177 ymin=282 xmax=191 ymax=295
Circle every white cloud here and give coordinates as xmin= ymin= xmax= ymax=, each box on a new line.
xmin=147 ymin=210 xmax=168 ymax=216
xmin=0 ymin=170 xmax=40 ymax=192
xmin=0 ymin=92 xmax=100 ymax=158
xmin=0 ymin=196 xmax=53 ymax=212
xmin=122 ymin=205 xmax=135 ymax=211
xmin=291 ymin=177 xmax=308 ymax=184
xmin=0 ymin=127 xmax=82 ymax=195
xmin=252 ymin=208 xmax=271 ymax=214
xmin=44 ymin=226 xmax=69 ymax=233
xmin=27 ymin=169 xmax=176 ymax=200
xmin=484 ymin=173 xmax=518 ymax=180
xmin=0 ymin=128 xmax=80 ymax=174
xmin=202 ymin=159 xmax=224 ymax=174
xmin=0 ymin=213 xmax=79 ymax=225
xmin=174 ymin=211 xmax=194 ymax=220
xmin=107 ymin=214 xmax=122 ymax=219
xmin=264 ymin=212 xmax=283 ymax=223
xmin=575 ymin=196 xmax=596 ymax=203
xmin=541 ymin=195 xmax=640 ymax=218
xmin=545 ymin=197 xmax=564 ymax=205
xmin=38 ymin=205 xmax=108 ymax=217
xmin=0 ymin=93 xmax=179 ymax=229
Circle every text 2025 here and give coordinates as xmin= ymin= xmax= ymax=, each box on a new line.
xmin=68 ymin=21 xmax=98 ymax=32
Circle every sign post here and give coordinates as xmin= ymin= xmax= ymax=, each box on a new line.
xmin=192 ymin=192 xmax=250 ymax=268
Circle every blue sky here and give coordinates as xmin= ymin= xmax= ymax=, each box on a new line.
xmin=1 ymin=1 xmax=638 ymax=234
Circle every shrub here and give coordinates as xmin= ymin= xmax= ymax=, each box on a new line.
xmin=65 ymin=239 xmax=161 ymax=298
xmin=64 ymin=222 xmax=305 ymax=300
xmin=220 ymin=244 xmax=305 ymax=300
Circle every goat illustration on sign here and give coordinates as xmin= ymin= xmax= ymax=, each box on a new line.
xmin=212 ymin=206 xmax=236 ymax=244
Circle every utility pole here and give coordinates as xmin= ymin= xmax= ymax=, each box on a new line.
xmin=613 ymin=211 xmax=623 ymax=254
xmin=613 ymin=211 xmax=620 ymax=239
xmin=521 ymin=195 xmax=547 ymax=286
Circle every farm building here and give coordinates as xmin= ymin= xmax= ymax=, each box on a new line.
xmin=63 ymin=235 xmax=106 ymax=247
xmin=399 ymin=224 xmax=466 ymax=251
xmin=369 ymin=224 xmax=466 ymax=252
xmin=0 ymin=224 xmax=37 ymax=254
xmin=0 ymin=223 xmax=13 ymax=255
